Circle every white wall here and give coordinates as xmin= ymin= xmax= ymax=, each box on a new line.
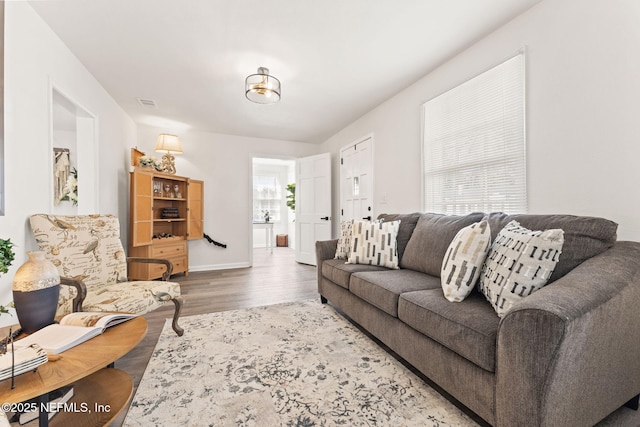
xmin=0 ymin=3 xmax=137 ymax=325
xmin=320 ymin=0 xmax=640 ymax=241
xmin=135 ymin=126 xmax=318 ymax=270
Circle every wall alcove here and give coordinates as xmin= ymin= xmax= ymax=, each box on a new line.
xmin=50 ymin=86 xmax=98 ymax=214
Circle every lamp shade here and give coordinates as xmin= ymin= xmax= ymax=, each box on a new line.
xmin=155 ymin=134 xmax=183 ymax=154
xmin=245 ymin=67 xmax=281 ymax=104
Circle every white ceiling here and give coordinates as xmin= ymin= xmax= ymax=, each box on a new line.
xmin=29 ymin=0 xmax=541 ymax=144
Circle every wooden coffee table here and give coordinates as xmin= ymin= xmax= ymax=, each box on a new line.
xmin=0 ymin=316 xmax=147 ymax=426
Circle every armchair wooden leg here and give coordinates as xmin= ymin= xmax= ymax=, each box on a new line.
xmin=171 ymin=296 xmax=184 ymax=336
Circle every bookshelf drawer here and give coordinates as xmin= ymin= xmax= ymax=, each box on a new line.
xmin=149 ymin=256 xmax=187 ymax=277
xmin=151 ymin=241 xmax=186 ymax=258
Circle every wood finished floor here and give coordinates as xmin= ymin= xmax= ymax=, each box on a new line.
xmin=112 ymin=247 xmax=318 ymax=426
xmin=110 ymin=247 xmax=640 ymax=427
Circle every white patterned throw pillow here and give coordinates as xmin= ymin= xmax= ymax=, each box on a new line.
xmin=335 ymin=220 xmax=354 ymax=259
xmin=441 ymin=220 xmax=492 ymax=302
xmin=479 ymin=220 xmax=564 ymax=317
xmin=347 ymin=220 xmax=401 ymax=269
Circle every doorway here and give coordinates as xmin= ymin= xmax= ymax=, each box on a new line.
xmin=251 ymin=158 xmax=296 ymax=264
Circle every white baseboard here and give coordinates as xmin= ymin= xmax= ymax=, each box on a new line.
xmin=189 ymin=262 xmax=251 ymax=272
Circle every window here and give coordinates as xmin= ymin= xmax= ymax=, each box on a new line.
xmin=253 ymin=175 xmax=282 ymax=222
xmin=422 ymin=53 xmax=526 ymax=215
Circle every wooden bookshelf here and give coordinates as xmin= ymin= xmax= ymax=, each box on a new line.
xmin=129 ymin=167 xmax=204 ymax=280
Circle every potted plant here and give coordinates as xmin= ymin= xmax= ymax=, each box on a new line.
xmin=286 ymin=183 xmax=295 ymax=211
xmin=0 ymin=238 xmax=15 ymax=315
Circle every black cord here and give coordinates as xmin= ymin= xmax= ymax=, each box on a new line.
xmin=203 ymin=233 xmax=227 ymax=248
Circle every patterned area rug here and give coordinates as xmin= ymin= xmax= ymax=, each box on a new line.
xmin=124 ymin=300 xmax=479 ymax=426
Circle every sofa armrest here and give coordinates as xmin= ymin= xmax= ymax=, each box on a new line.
xmin=60 ymin=276 xmax=87 ymax=312
xmin=496 ymin=241 xmax=640 ymax=426
xmin=315 ymin=239 xmax=338 ymax=294
xmin=316 ymin=239 xmax=338 ymax=262
xmin=127 ymin=256 xmax=174 ymax=281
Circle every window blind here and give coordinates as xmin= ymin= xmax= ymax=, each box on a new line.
xmin=422 ymin=53 xmax=526 ymax=215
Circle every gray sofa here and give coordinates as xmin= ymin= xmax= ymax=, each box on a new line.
xmin=316 ymin=212 xmax=640 ymax=427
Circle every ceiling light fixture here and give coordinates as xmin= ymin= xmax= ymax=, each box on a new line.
xmin=155 ymin=134 xmax=183 ymax=175
xmin=245 ymin=67 xmax=281 ymax=104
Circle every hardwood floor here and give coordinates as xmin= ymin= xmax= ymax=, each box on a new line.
xmin=109 ymin=247 xmax=640 ymax=427
xmin=112 ymin=247 xmax=318 ymax=426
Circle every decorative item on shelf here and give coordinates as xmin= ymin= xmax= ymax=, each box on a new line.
xmin=12 ymin=251 xmax=61 ymax=334
xmin=153 ymin=233 xmax=175 ymax=239
xmin=161 ymin=208 xmax=180 ymax=219
xmin=174 ymin=184 xmax=181 ymax=198
xmin=263 ymin=211 xmax=270 ymax=223
xmin=245 ymin=67 xmax=281 ymax=104
xmin=164 ymin=183 xmax=171 ymax=198
xmin=139 ymin=155 xmax=163 ymax=171
xmin=155 ymin=134 xmax=183 ymax=175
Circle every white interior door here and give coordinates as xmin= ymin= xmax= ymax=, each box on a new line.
xmin=295 ymin=152 xmax=332 ymax=265
xmin=340 ymin=137 xmax=373 ymax=222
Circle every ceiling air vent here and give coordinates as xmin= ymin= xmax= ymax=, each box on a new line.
xmin=136 ymin=98 xmax=158 ymax=109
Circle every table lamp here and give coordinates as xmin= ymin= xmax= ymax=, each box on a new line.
xmin=155 ymin=134 xmax=183 ymax=174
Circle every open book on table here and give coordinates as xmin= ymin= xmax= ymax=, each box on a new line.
xmin=14 ymin=312 xmax=138 ymax=355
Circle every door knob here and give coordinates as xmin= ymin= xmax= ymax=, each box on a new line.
xmin=320 ymin=216 xmax=330 ymax=221
xmin=362 ymin=216 xmax=372 ymax=221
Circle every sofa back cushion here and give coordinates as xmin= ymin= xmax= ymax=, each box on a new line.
xmin=377 ymin=213 xmax=421 ymax=263
xmin=484 ymin=212 xmax=618 ymax=282
xmin=400 ymin=212 xmax=485 ymax=276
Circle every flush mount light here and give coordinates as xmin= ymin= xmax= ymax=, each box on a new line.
xmin=245 ymin=67 xmax=281 ymax=104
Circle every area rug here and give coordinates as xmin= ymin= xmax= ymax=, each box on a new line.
xmin=124 ymin=300 xmax=479 ymax=426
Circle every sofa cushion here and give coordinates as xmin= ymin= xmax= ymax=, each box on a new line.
xmin=321 ymin=258 xmax=388 ymax=290
xmin=350 ymin=270 xmax=441 ymax=317
xmin=377 ymin=213 xmax=421 ymax=263
xmin=400 ymin=212 xmax=486 ymax=275
xmin=484 ymin=212 xmax=617 ymax=282
xmin=399 ymin=289 xmax=500 ymax=372
xmin=347 ymin=220 xmax=401 ymax=269
xmin=479 ymin=220 xmax=564 ymax=317
xmin=441 ymin=220 xmax=492 ymax=302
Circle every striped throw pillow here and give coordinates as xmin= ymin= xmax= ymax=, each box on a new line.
xmin=479 ymin=220 xmax=564 ymax=317
xmin=346 ymin=220 xmax=401 ymax=269
xmin=334 ymin=220 xmax=354 ymax=259
xmin=441 ymin=220 xmax=492 ymax=302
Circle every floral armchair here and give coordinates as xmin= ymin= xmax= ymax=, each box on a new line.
xmin=29 ymin=214 xmax=184 ymax=336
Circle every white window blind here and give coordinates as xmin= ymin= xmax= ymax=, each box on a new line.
xmin=422 ymin=53 xmax=526 ymax=215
